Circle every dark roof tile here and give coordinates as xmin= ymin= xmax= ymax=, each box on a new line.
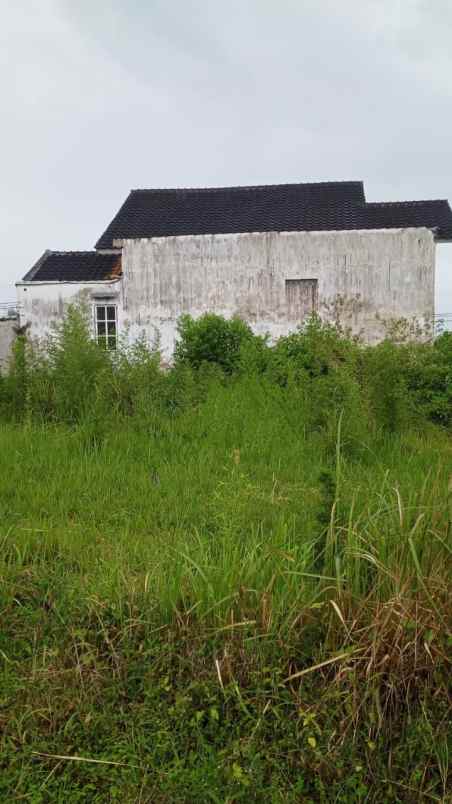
xmin=95 ymin=181 xmax=452 ymax=248
xmin=22 ymin=251 xmax=121 ymax=283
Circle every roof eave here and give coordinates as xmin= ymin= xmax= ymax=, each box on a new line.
xmin=16 ymin=277 xmax=122 ymax=287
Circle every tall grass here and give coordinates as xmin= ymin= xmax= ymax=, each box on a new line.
xmin=0 ymin=308 xmax=450 ymax=801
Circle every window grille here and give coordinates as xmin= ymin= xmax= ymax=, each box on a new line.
xmin=94 ymin=304 xmax=117 ymax=349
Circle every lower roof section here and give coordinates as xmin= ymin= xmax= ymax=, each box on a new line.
xmin=22 ymin=251 xmax=122 ymax=283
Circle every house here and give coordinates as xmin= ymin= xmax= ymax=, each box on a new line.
xmin=17 ymin=181 xmax=452 ymax=357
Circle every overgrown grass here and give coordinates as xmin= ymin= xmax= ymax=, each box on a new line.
xmin=0 ymin=310 xmax=450 ymax=801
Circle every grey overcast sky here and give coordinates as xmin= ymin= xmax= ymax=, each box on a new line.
xmin=1 ymin=0 xmax=451 ymax=312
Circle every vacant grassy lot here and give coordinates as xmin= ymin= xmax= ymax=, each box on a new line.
xmin=0 ymin=314 xmax=451 ymax=801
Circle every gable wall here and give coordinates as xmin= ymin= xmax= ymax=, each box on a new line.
xmin=121 ymin=227 xmax=435 ymax=357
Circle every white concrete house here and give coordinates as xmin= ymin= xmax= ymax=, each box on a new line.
xmin=17 ymin=181 xmax=452 ymax=357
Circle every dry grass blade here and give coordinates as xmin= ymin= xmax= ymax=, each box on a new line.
xmin=215 ymin=657 xmax=224 ymax=690
xmin=329 ymin=599 xmax=352 ymax=640
xmin=32 ymin=751 xmax=141 ymax=769
xmin=213 ymin=620 xmax=256 ymax=633
xmin=285 ymin=649 xmax=363 ymax=683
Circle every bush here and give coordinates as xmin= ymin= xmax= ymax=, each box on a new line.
xmin=46 ymin=305 xmax=111 ymax=424
xmin=405 ymin=332 xmax=452 ymax=426
xmin=264 ymin=317 xmax=369 ymax=451
xmin=2 ymin=335 xmax=29 ymax=420
xmin=174 ymin=313 xmax=259 ymax=373
xmin=104 ymin=335 xmax=163 ymax=419
xmin=266 ymin=315 xmax=360 ymax=384
xmin=1 ymin=308 xmax=451 ymax=436
xmin=364 ymin=340 xmax=412 ymax=432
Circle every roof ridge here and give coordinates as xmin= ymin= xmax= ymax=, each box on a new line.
xmin=367 ymin=199 xmax=449 ymax=208
xmin=129 ymin=180 xmax=364 ymax=195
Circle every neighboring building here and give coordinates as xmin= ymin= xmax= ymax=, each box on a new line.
xmin=17 ymin=181 xmax=452 ymax=357
xmin=0 ymin=305 xmax=19 ymax=369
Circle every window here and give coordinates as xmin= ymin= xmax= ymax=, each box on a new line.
xmin=94 ymin=304 xmax=117 ymax=349
xmin=285 ymin=279 xmax=318 ymax=321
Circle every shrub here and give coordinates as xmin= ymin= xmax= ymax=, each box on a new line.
xmin=1 ymin=308 xmax=451 ymax=437
xmin=174 ymin=313 xmax=258 ymax=373
xmin=267 ymin=315 xmax=360 ymax=384
xmin=265 ymin=317 xmax=369 ymax=450
xmin=404 ymin=332 xmax=452 ymax=426
xmin=2 ymin=334 xmax=29 ymax=420
xmin=46 ymin=304 xmax=111 ymax=424
xmin=364 ymin=340 xmax=412 ymax=433
xmin=104 ymin=335 xmax=163 ymax=419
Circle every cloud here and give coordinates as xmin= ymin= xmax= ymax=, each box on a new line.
xmin=1 ymin=0 xmax=451 ymax=311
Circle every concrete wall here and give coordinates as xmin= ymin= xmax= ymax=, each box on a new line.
xmin=121 ymin=227 xmax=435 ymax=357
xmin=0 ymin=318 xmax=17 ymax=369
xmin=16 ymin=279 xmax=123 ymax=342
xmin=17 ymin=227 xmax=435 ymax=359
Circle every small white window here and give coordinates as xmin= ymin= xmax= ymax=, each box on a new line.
xmin=95 ymin=304 xmax=117 ymax=350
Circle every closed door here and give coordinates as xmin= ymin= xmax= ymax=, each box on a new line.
xmin=285 ymin=279 xmax=318 ymax=321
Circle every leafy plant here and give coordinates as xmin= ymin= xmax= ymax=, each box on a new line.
xmin=174 ymin=313 xmax=259 ymax=373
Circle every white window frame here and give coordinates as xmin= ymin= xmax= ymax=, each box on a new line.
xmin=94 ymin=303 xmax=118 ymax=350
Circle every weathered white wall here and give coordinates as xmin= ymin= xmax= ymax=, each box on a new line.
xmin=16 ymin=279 xmax=124 ymax=342
xmin=0 ymin=318 xmax=17 ymax=368
xmin=17 ymin=228 xmax=435 ymax=358
xmin=121 ymin=227 xmax=435 ymax=357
